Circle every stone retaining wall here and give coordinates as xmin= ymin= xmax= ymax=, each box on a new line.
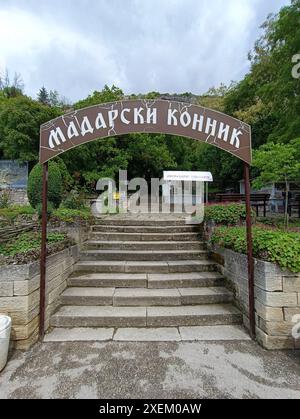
xmin=211 ymin=246 xmax=300 ymax=350
xmin=0 ymin=189 xmax=29 ymax=206
xmin=0 ymin=245 xmax=79 ymax=349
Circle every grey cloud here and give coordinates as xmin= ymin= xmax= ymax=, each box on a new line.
xmin=1 ymin=0 xmax=290 ymax=101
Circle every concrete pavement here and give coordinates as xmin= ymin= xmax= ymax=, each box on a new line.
xmin=0 ymin=340 xmax=299 ymax=399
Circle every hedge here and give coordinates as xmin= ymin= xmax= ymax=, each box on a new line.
xmin=28 ymin=161 xmax=63 ymax=209
xmin=204 ymin=203 xmax=253 ymax=225
xmin=211 ymin=226 xmax=300 ymax=273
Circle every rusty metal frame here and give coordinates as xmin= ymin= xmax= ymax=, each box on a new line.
xmin=39 ymin=162 xmax=48 ymax=339
xmin=244 ymin=163 xmax=255 ymax=338
xmin=38 ymin=102 xmax=255 ymax=340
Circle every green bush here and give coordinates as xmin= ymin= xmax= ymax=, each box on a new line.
xmin=54 ymin=157 xmax=73 ymax=190
xmin=61 ymin=190 xmax=86 ymax=210
xmin=204 ymin=203 xmax=253 ymax=225
xmin=211 ymin=226 xmax=300 ymax=273
xmin=36 ymin=201 xmax=54 ymax=219
xmin=52 ymin=208 xmax=91 ymax=223
xmin=28 ymin=161 xmax=63 ymax=209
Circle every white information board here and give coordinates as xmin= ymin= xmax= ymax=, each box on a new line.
xmin=163 ymin=171 xmax=213 ymax=182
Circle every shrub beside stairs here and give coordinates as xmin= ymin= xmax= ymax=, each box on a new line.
xmin=45 ymin=217 xmax=249 ymax=342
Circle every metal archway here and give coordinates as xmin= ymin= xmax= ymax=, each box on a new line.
xmin=39 ymin=100 xmax=255 ymax=339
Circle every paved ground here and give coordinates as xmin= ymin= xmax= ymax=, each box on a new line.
xmin=0 ymin=340 xmax=299 ymax=399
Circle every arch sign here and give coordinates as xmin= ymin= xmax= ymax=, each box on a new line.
xmin=39 ymin=99 xmax=252 ymax=164
xmin=38 ymin=99 xmax=255 ymax=341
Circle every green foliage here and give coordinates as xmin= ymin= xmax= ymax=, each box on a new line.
xmin=204 ymin=203 xmax=251 ymax=225
xmin=125 ymin=134 xmax=176 ymax=181
xmin=0 ymin=70 xmax=24 ymax=99
xmin=211 ymin=226 xmax=300 ymax=273
xmin=0 ymin=95 xmax=61 ymax=161
xmin=64 ymin=136 xmax=129 ymax=190
xmin=253 ymin=140 xmax=300 ymax=188
xmin=61 ymin=189 xmax=86 ymax=209
xmin=36 ymin=201 xmax=54 ymax=218
xmin=0 ymin=190 xmax=10 ymax=208
xmin=28 ymin=161 xmax=63 ymax=209
xmin=0 ymin=231 xmax=66 ymax=256
xmin=54 ymin=157 xmax=73 ymax=190
xmin=0 ymin=204 xmax=36 ymax=221
xmin=0 ymin=231 xmax=73 ymax=264
xmin=74 ymin=85 xmax=124 ymax=109
xmin=37 ymin=86 xmax=49 ymax=105
xmin=52 ymin=208 xmax=92 ymax=223
xmin=224 ymin=1 xmax=300 ymax=148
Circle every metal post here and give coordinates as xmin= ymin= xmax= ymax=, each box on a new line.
xmin=244 ymin=163 xmax=255 ymax=339
xmin=39 ymin=162 xmax=48 ymax=339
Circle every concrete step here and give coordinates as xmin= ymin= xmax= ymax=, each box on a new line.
xmin=68 ymin=273 xmax=148 ymax=288
xmin=114 ymin=325 xmax=250 ymax=342
xmin=146 ymin=304 xmax=242 ymax=327
xmin=85 ymin=240 xmax=205 ymax=251
xmin=50 ymin=304 xmax=242 ymax=328
xmin=44 ymin=325 xmax=251 ymax=342
xmin=61 ymin=287 xmax=115 ymax=306
xmin=73 ymin=260 xmax=217 ymax=273
xmin=60 ymin=286 xmax=232 ymax=306
xmin=79 ymin=249 xmax=208 ymax=261
xmin=113 ymin=287 xmax=233 ymax=306
xmin=68 ymin=271 xmax=224 ymax=288
xmin=147 ymin=272 xmax=224 ymax=288
xmin=93 ymin=219 xmax=195 ymax=226
xmin=51 ymin=306 xmax=147 ymax=327
xmin=90 ymin=232 xmax=202 ymax=242
xmin=91 ymin=225 xmax=200 ymax=233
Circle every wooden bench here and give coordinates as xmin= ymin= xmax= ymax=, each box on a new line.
xmin=216 ymin=193 xmax=270 ymax=217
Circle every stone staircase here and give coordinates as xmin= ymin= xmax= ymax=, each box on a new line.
xmin=46 ymin=217 xmax=248 ymax=342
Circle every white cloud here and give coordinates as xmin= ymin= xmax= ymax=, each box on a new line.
xmin=0 ymin=0 xmax=290 ymax=101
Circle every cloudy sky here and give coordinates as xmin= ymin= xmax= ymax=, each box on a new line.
xmin=0 ymin=0 xmax=290 ymax=102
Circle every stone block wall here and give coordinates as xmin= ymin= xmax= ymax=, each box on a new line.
xmin=211 ymin=246 xmax=300 ymax=350
xmin=0 ymin=245 xmax=79 ymax=350
xmin=0 ymin=189 xmax=29 ymax=206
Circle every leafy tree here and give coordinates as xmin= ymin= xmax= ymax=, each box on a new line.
xmin=253 ymin=140 xmax=300 ymax=228
xmin=0 ymin=95 xmax=61 ymax=161
xmin=62 ymin=137 xmax=129 ymax=191
xmin=37 ymin=86 xmax=49 ymax=105
xmin=124 ymin=133 xmax=176 ymax=182
xmin=74 ymin=85 xmax=124 ymax=109
xmin=0 ymin=69 xmax=24 ymax=98
xmin=49 ymin=90 xmax=59 ymax=107
xmin=225 ymin=1 xmax=300 ymax=146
